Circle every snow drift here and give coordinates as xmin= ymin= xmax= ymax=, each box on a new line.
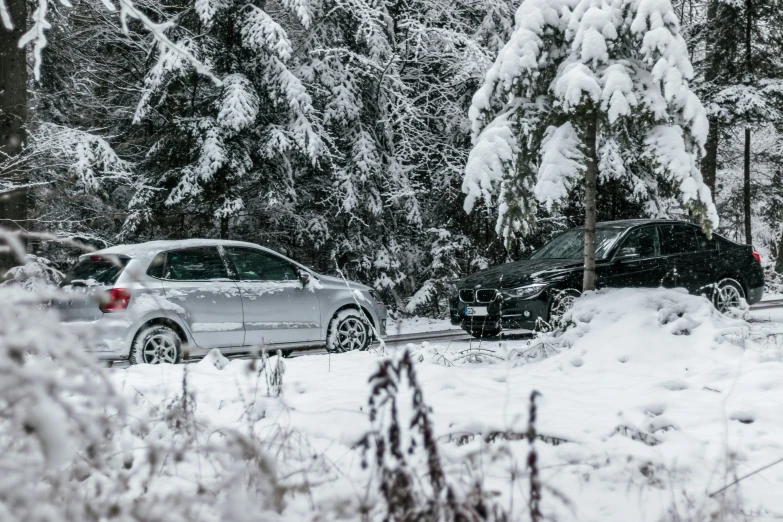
xmin=5 ymin=286 xmax=783 ymax=521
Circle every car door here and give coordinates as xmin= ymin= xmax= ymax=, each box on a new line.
xmin=605 ymin=226 xmax=668 ymax=288
xmin=658 ymin=224 xmax=702 ymax=292
xmin=223 ymin=247 xmax=322 ymax=346
xmin=157 ymin=247 xmax=245 ymax=349
xmin=693 ymin=228 xmax=722 ymax=293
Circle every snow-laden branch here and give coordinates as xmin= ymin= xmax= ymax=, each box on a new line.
xmin=0 ymin=0 xmax=12 ymax=30
xmin=116 ymin=0 xmax=221 ymax=85
xmin=11 ymin=0 xmax=221 ymax=84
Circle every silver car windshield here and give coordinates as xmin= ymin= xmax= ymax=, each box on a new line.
xmin=531 ymin=228 xmax=625 ymax=260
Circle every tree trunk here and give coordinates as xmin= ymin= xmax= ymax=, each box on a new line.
xmin=743 ymin=127 xmax=752 ymax=245
xmin=0 ymin=0 xmax=28 ymax=275
xmin=583 ymin=110 xmax=598 ymax=292
xmin=775 ymin=228 xmax=783 ymax=274
xmin=742 ymin=0 xmax=753 ymax=246
xmin=220 ymin=216 xmax=229 ymax=239
xmin=700 ymin=0 xmax=721 ymax=198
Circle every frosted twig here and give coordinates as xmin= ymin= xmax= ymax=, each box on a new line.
xmin=709 ymin=456 xmax=783 ymax=497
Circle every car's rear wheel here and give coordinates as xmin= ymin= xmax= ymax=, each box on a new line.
xmin=326 ymin=309 xmax=372 ymax=353
xmin=713 ymin=278 xmax=745 ymax=313
xmin=130 ymin=324 xmax=182 ymax=365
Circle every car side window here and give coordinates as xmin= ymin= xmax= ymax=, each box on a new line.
xmin=224 ymin=247 xmax=298 ymax=281
xmin=147 ymin=252 xmax=166 ymax=278
xmin=659 ymin=225 xmax=698 ymax=255
xmin=696 ymin=231 xmax=718 ymax=251
xmin=163 ymin=248 xmax=228 ymax=281
xmin=620 ymin=227 xmax=660 ymax=258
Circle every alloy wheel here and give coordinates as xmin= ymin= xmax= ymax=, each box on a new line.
xmin=142 ymin=333 xmax=179 ymax=364
xmin=716 ymin=284 xmax=742 ymax=313
xmin=336 ymin=317 xmax=368 ymax=351
xmin=550 ymin=293 xmax=577 ymax=322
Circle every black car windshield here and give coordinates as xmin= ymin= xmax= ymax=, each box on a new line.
xmin=531 ymin=228 xmax=625 ymax=260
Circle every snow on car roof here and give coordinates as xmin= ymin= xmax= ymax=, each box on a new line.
xmin=84 ymin=239 xmax=267 ymax=258
xmin=595 ymin=218 xmax=684 ymax=228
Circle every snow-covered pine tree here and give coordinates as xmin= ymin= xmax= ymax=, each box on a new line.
xmin=124 ymin=0 xmax=324 ymax=239
xmin=464 ymin=0 xmax=718 ymax=290
xmin=696 ymin=0 xmax=783 ymax=245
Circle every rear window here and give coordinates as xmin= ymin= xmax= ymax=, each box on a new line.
xmin=659 ymin=225 xmax=698 ymax=255
xmin=63 ymin=256 xmax=129 ymax=286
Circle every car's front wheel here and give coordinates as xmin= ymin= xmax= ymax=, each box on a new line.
xmin=713 ymin=278 xmax=745 ymax=313
xmin=326 ymin=309 xmax=372 ymax=353
xmin=130 ymin=324 xmax=182 ymax=365
xmin=547 ymin=289 xmax=581 ymax=329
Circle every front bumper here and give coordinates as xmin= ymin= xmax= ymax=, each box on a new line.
xmin=449 ymin=292 xmax=550 ymax=331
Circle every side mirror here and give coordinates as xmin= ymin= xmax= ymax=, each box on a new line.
xmin=616 ymin=247 xmax=640 ymax=261
xmin=299 ymin=270 xmax=311 ymax=287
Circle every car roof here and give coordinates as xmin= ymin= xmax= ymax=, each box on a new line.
xmin=595 ymin=219 xmax=693 ymax=229
xmin=84 ymin=239 xmax=273 ymax=259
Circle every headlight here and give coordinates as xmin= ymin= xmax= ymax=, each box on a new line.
xmin=501 ymin=283 xmax=547 ymax=299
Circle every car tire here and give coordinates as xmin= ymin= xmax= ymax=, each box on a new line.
xmin=713 ymin=278 xmax=745 ymax=313
xmin=130 ymin=324 xmax=183 ymax=365
xmin=547 ymin=289 xmax=581 ymax=329
xmin=326 ymin=309 xmax=372 ymax=353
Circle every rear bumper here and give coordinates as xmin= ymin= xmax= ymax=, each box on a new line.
xmin=746 ymin=284 xmax=763 ymax=305
xmin=60 ymin=319 xmax=132 ymax=360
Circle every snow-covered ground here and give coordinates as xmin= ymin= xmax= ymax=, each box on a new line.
xmin=109 ymin=288 xmax=783 ymax=521
xmin=387 ymin=315 xmax=460 ymax=334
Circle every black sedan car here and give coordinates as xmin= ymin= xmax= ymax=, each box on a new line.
xmin=450 ymin=219 xmax=764 ymax=337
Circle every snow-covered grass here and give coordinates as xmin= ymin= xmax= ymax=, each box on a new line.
xmin=104 ymin=288 xmax=783 ymax=521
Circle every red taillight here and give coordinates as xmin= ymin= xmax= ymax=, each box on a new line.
xmin=752 ymin=250 xmax=761 ymax=263
xmin=100 ymin=288 xmax=131 ymax=313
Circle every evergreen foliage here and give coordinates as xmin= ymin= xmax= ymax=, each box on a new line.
xmin=464 ymin=0 xmax=720 ymax=256
xmin=3 ymin=0 xmax=783 ymax=308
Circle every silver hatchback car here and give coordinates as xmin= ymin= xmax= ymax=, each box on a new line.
xmin=55 ymin=239 xmax=387 ymax=364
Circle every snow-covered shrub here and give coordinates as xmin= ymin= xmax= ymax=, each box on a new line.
xmin=1 ymin=253 xmax=63 ymax=291
xmin=405 ymin=229 xmax=475 ymax=317
xmin=99 ymin=360 xmax=288 ymax=522
xmin=502 ymin=287 xmax=748 ymax=366
xmin=405 ymin=279 xmax=440 ymax=316
xmin=557 ymin=287 xmax=747 ymax=347
xmin=0 ymin=284 xmax=124 ymax=521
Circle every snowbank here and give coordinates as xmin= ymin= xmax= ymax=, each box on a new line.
xmin=106 ymin=288 xmax=783 ymax=521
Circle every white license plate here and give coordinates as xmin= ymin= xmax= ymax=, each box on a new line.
xmin=464 ymin=306 xmax=488 ymax=316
